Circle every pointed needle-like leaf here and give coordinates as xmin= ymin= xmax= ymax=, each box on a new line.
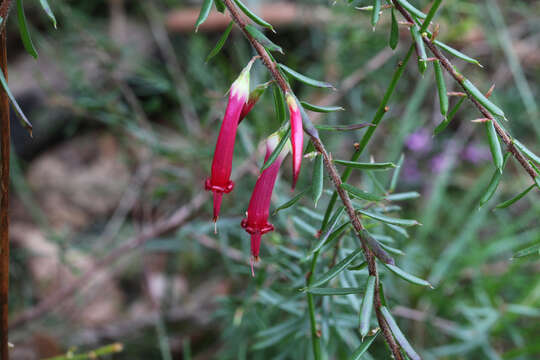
xmin=278 ymin=63 xmax=334 ymax=89
xmin=206 ymin=21 xmax=233 ymax=62
xmin=195 ymin=0 xmax=213 ymax=31
xmin=359 ymin=276 xmax=376 ymax=337
xmin=17 ymin=0 xmax=38 ymax=59
xmin=312 ymin=154 xmax=324 ymax=207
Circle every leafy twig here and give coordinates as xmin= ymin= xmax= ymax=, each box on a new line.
xmin=220 ymin=0 xmax=403 ymax=358
xmin=391 ymin=0 xmax=539 ymax=181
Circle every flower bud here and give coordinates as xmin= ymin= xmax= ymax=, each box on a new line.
xmin=205 ymin=60 xmax=255 ymax=223
xmin=238 ymin=81 xmax=271 ymax=123
xmin=286 ymin=93 xmax=304 ymax=190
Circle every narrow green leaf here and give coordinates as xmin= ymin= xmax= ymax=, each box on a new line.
xmin=233 ymin=0 xmax=275 ymax=32
xmin=386 ymin=191 xmax=420 ymax=201
xmin=479 ymin=153 xmax=511 ymax=207
xmin=278 ymin=64 xmax=333 ymax=89
xmin=348 ymin=261 xmax=367 ymax=271
xmin=384 ymin=263 xmax=432 ymax=287
xmin=334 ymin=159 xmax=396 ymax=170
xmin=434 ymin=97 xmax=465 ymax=135
xmin=315 ymin=123 xmax=373 ymax=132
xmin=17 ymin=0 xmax=38 ymax=59
xmin=206 ymin=21 xmax=233 ymax=62
xmin=195 ymin=0 xmax=213 ymax=31
xmin=379 ymin=242 xmax=405 ymax=256
xmin=252 ymin=321 xmax=303 ymax=350
xmin=360 ymin=276 xmax=376 ymax=337
xmin=434 ymin=40 xmax=482 ymax=67
xmin=255 ymin=318 xmax=303 ymax=338
xmin=309 ymin=221 xmax=350 ymax=258
xmin=389 ymin=8 xmax=399 ymax=50
xmin=320 ymin=206 xmax=345 ymax=235
xmin=312 ymin=154 xmax=324 ymax=207
xmin=307 ymin=287 xmax=364 ymax=296
xmin=495 ymin=184 xmax=535 ymax=209
xmin=389 ymin=154 xmax=404 ymax=192
xmin=486 ymin=121 xmax=504 ymax=172
xmin=395 ymin=0 xmax=427 ymax=19
xmin=0 ymin=68 xmax=32 ymax=134
xmin=261 ymin=126 xmax=290 ymax=171
xmin=371 ymin=0 xmax=381 ymax=28
xmin=410 ymin=25 xmax=427 ymax=74
xmin=463 ymin=79 xmax=506 ymax=120
xmin=273 ymin=188 xmax=309 ymax=215
xmin=273 ymin=85 xmax=286 ymax=124
xmin=530 ymin=160 xmax=540 ymax=175
xmin=342 ymin=183 xmax=384 ymax=202
xmin=433 ymin=60 xmax=448 ymax=116
xmin=245 ymin=24 xmax=283 ymax=53
xmin=371 ymin=234 xmax=395 ymax=243
xmin=214 ymin=0 xmax=226 ymax=13
xmin=309 ymin=248 xmax=363 ymax=288
xmin=381 ymin=306 xmax=421 ymax=360
xmin=349 ymin=330 xmax=379 ymax=360
xmin=301 ymin=101 xmax=344 ymax=113
xmin=513 ymin=241 xmax=540 ymax=259
xmin=514 ymin=139 xmax=540 ymax=165
xmin=39 ymin=0 xmax=57 ymax=28
xmin=378 ymin=284 xmax=388 ymax=307
xmin=419 ymin=0 xmax=442 ymax=33
xmin=357 ymin=209 xmax=420 ymax=227
xmin=386 ymin=223 xmax=409 ymax=238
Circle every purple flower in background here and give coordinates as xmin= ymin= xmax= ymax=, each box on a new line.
xmin=406 ymin=128 xmax=432 ymax=154
xmin=461 ymin=144 xmax=491 ymax=164
xmin=430 ymin=154 xmax=449 ymax=173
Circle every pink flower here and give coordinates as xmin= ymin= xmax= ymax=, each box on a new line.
xmin=205 ymin=60 xmax=254 ymax=223
xmin=286 ymin=93 xmax=303 ymax=190
xmin=241 ymin=132 xmax=290 ymax=275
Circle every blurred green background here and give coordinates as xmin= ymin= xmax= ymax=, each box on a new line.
xmin=4 ymin=0 xmax=540 ymax=359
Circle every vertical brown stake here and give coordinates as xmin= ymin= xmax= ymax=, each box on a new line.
xmin=0 ymin=25 xmax=9 ymax=360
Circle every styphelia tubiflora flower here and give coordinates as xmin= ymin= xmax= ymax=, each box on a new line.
xmin=286 ymin=93 xmax=304 ymax=190
xmin=205 ymin=59 xmax=255 ymax=225
xmin=241 ymin=132 xmax=290 ymax=276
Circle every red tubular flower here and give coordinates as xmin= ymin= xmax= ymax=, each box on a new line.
xmin=286 ymin=93 xmax=304 ymax=190
xmin=241 ymin=133 xmax=290 ymax=275
xmin=238 ymin=81 xmax=271 ymax=123
xmin=205 ymin=60 xmax=254 ymax=224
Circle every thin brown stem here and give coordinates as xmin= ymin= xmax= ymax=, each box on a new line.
xmin=221 ymin=0 xmax=403 ymax=358
xmin=392 ymin=0 xmax=538 ymax=181
xmin=0 ymin=24 xmax=10 ymax=360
